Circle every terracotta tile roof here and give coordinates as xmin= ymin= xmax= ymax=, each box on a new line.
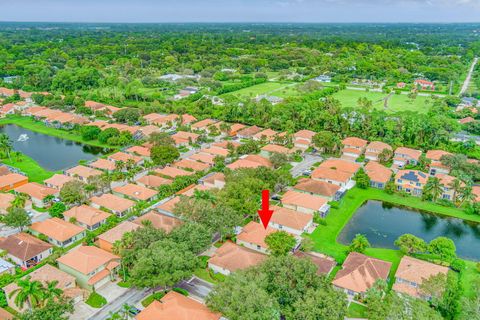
xmin=65 ymin=165 xmax=102 ymax=180
xmin=176 ymin=184 xmax=211 ymax=197
xmin=365 ymin=161 xmax=392 ymax=184
xmin=333 ymin=252 xmax=392 ymax=294
xmin=173 ymin=159 xmax=210 ymax=172
xmin=395 ymin=170 xmax=428 ymax=185
xmin=394 ymin=147 xmax=422 ymax=161
xmin=90 ymin=193 xmax=135 ymax=213
xmin=137 ymin=175 xmax=172 ymax=188
xmin=0 ymin=167 xmax=11 ymax=176
xmin=108 ymin=152 xmax=143 ymax=164
xmin=126 ymin=146 xmax=151 ymax=158
xmin=425 ymin=150 xmax=452 ymax=161
xmin=393 ymin=256 xmax=448 ymax=297
xmin=154 ymin=166 xmax=194 ymax=179
xmin=311 ymin=167 xmax=352 ymax=183
xmin=136 ymin=291 xmax=221 ymax=320
xmin=227 ymin=159 xmax=262 ymax=170
xmin=181 ymin=114 xmax=197 ymax=124
xmin=473 ymin=185 xmax=480 ymax=202
xmin=294 ymin=251 xmax=336 ymax=275
xmin=459 ymin=116 xmax=475 ymax=124
xmin=343 ymin=147 xmax=362 ymax=155
xmin=237 ymin=125 xmax=262 ymax=137
xmin=281 ymin=190 xmax=327 ymax=211
xmin=4 ymin=264 xmax=75 ymax=298
xmin=63 ymin=205 xmax=111 ymax=227
xmin=0 ymin=307 xmax=13 ymax=320
xmin=253 ymin=128 xmax=278 ymax=140
xmin=143 ymin=113 xmax=164 ymax=123
xmin=89 ymin=158 xmax=116 ymax=171
xmin=113 ymin=183 xmax=158 ymax=201
xmin=133 ymin=211 xmax=182 ymax=233
xmin=189 ymin=153 xmax=216 ymax=165
xmin=294 ymin=130 xmax=316 ymax=140
xmin=31 ymin=218 xmax=85 ymax=242
xmin=436 ymin=174 xmax=459 ymax=187
xmin=209 ymin=241 xmax=267 ymax=272
xmin=202 ymin=172 xmax=225 ymax=185
xmin=244 ymin=155 xmax=272 ymax=167
xmin=44 ymin=174 xmax=74 ymax=189
xmin=14 ymin=182 xmax=57 ymax=200
xmin=191 ymin=118 xmax=217 ymax=130
xmin=261 ymin=144 xmax=292 ymax=154
xmin=0 ymin=173 xmax=28 ymax=189
xmin=156 ymin=196 xmax=181 ymax=214
xmin=172 ymin=131 xmax=199 ymax=144
xmin=201 ymin=147 xmax=229 ymax=157
xmin=0 ymin=233 xmax=52 ymax=261
xmin=97 ymin=221 xmax=141 ymax=245
xmin=57 ymin=245 xmax=119 ymax=275
xmin=212 ymin=141 xmax=241 ymax=149
xmin=293 ymin=178 xmax=341 ymax=197
xmin=319 ymin=159 xmax=361 ymax=174
xmin=270 ymin=205 xmax=313 ymax=230
xmin=342 ymin=137 xmax=368 ymax=148
xmin=138 ymin=125 xmax=161 ymax=137
xmin=228 ymin=123 xmax=247 ymax=134
xmin=0 ymin=193 xmax=15 ymax=211
xmin=237 ymin=221 xmax=276 ymax=249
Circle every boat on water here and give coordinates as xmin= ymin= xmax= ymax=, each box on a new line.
xmin=17 ymin=134 xmax=29 ymax=142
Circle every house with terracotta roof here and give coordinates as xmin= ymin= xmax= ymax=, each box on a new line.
xmin=414 ymin=79 xmax=435 ymax=90
xmin=156 ymin=196 xmax=181 ymax=216
xmin=143 ymin=113 xmax=165 ymax=125
xmin=171 ymin=131 xmax=200 ymax=146
xmin=154 ymin=166 xmax=194 ymax=179
xmin=191 ymin=118 xmax=218 ymax=132
xmin=293 ymin=130 xmax=316 ymax=150
xmin=113 ymin=183 xmax=158 ymax=202
xmin=394 ymin=147 xmax=422 ymax=168
xmin=90 ymin=193 xmax=135 ymax=217
xmin=63 ymin=205 xmax=111 ymax=231
xmin=293 ymin=178 xmax=342 ymax=201
xmin=133 ymin=211 xmax=182 ymax=233
xmin=269 ymin=205 xmax=313 ymax=235
xmin=14 ymin=182 xmax=58 ymax=208
xmin=227 ymin=154 xmax=272 ymax=170
xmin=189 ymin=152 xmax=216 ymax=165
xmin=395 ymin=170 xmax=428 ymax=196
xmin=176 ymin=184 xmax=211 ymax=197
xmin=200 ymin=146 xmax=229 ymax=157
xmin=364 ymin=161 xmax=392 ymax=189
xmin=136 ymin=125 xmax=161 ymax=139
xmin=208 ymin=241 xmax=267 ymax=276
xmin=65 ymin=165 xmax=102 ymax=183
xmin=459 ymin=116 xmax=475 ymax=125
xmin=57 ymin=245 xmax=120 ymax=290
xmin=332 ymin=252 xmax=392 ymax=298
xmin=312 ymin=158 xmax=360 ymax=188
xmin=426 ymin=150 xmax=452 ymax=176
xmin=260 ymin=144 xmax=293 ymax=158
xmin=30 ymin=218 xmax=86 ymax=247
xmin=393 ymin=256 xmax=448 ymax=299
xmin=281 ymin=190 xmax=330 ymax=217
xmin=0 ymin=173 xmax=28 ymax=192
xmin=0 ymin=193 xmax=26 ymax=215
xmin=125 ymin=146 xmax=151 ymax=159
xmin=293 ymin=251 xmax=336 ymax=276
xmin=228 ymin=123 xmax=247 ymax=137
xmin=253 ymin=128 xmax=278 ymax=142
xmin=237 ymin=125 xmax=262 ymax=139
xmin=136 ymin=175 xmax=172 ymax=189
xmin=97 ymin=221 xmax=141 ymax=252
xmin=173 ymin=159 xmax=210 ymax=172
xmin=44 ymin=174 xmax=74 ymax=190
xmin=108 ymin=152 xmax=144 ymax=166
xmin=181 ymin=114 xmax=197 ymax=125
xmin=0 ymin=233 xmax=52 ymax=269
xmin=4 ymin=264 xmax=84 ymax=312
xmin=88 ymin=158 xmax=116 ymax=172
xmin=236 ymin=221 xmax=276 ymax=254
xmin=199 ymin=172 xmax=226 ymax=189
xmin=342 ymin=137 xmax=368 ymax=160
xmin=136 ymin=291 xmax=221 ymax=320
xmin=365 ymin=141 xmax=392 ymax=162
xmin=437 ymin=174 xmax=462 ymax=201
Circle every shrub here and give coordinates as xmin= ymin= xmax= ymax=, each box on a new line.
xmin=172 ymin=287 xmax=189 ymax=296
xmin=450 ymin=259 xmax=466 ymax=272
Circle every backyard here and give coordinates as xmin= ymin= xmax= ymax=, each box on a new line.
xmin=223 ymin=81 xmax=300 ymax=99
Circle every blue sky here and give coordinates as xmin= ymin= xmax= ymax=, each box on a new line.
xmin=1 ymin=0 xmax=479 ymax=23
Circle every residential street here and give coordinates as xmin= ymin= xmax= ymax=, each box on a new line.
xmin=0 ymin=210 xmax=49 ymax=237
xmin=459 ymin=57 xmax=478 ymax=96
xmin=88 ymin=287 xmax=150 ymax=320
xmin=290 ymin=154 xmax=322 ymax=178
xmin=177 ymin=276 xmax=214 ymax=302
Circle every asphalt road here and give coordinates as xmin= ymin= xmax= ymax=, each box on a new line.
xmin=88 ymin=288 xmax=150 ymax=320
xmin=177 ymin=276 xmax=214 ymax=302
xmin=290 ymin=154 xmax=322 ymax=178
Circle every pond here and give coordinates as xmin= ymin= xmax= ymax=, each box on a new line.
xmin=338 ymin=200 xmax=480 ymax=261
xmin=0 ymin=124 xmax=110 ymax=171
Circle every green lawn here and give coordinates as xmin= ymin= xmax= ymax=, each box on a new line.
xmin=347 ymin=302 xmax=368 ymax=318
xmin=141 ymin=291 xmax=167 ymax=307
xmin=1 ymin=153 xmax=56 ymax=183
xmin=332 ymin=89 xmax=432 ymax=113
xmin=225 ymin=81 xmax=299 ymax=98
xmin=86 ymin=292 xmax=107 ymax=308
xmin=193 ymin=267 xmax=226 ymax=284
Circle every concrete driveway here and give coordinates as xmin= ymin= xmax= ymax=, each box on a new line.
xmin=177 ymin=276 xmax=214 ymax=302
xmin=290 ymin=154 xmax=322 ymax=177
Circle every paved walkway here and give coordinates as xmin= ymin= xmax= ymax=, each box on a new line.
xmin=459 ymin=57 xmax=478 ymax=96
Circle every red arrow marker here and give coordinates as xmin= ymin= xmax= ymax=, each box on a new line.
xmin=257 ymin=189 xmax=274 ymax=229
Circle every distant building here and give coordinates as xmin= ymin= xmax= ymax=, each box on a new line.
xmin=255 ymin=95 xmax=284 ymax=105
xmin=314 ymin=75 xmax=332 ymax=83
xmin=414 ymin=79 xmax=435 ymax=91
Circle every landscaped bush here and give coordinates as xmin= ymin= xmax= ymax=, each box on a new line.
xmin=198 ymin=256 xmax=209 ymax=269
xmin=173 ymin=287 xmax=189 ymax=296
xmin=450 ymin=259 xmax=466 ymax=272
xmin=86 ymin=292 xmax=107 ymax=308
xmin=141 ymin=291 xmax=167 ymax=307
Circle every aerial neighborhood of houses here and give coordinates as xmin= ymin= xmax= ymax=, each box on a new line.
xmin=0 ymin=80 xmax=479 ymax=320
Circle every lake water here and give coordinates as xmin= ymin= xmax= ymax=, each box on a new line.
xmin=338 ymin=200 xmax=480 ymax=261
xmin=0 ymin=124 xmax=110 ymax=171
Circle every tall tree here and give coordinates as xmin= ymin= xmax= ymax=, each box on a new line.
xmin=9 ymin=276 xmax=44 ymax=309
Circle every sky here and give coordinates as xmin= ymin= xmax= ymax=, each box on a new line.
xmin=0 ymin=0 xmax=479 ymax=23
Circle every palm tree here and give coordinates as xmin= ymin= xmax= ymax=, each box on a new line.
xmin=11 ymin=192 xmax=28 ymax=209
xmin=424 ymin=177 xmax=443 ymax=202
xmin=42 ymin=280 xmax=63 ymax=305
xmin=0 ymin=133 xmax=12 ymax=160
xmin=9 ymin=276 xmax=44 ymax=309
xmin=459 ymin=184 xmax=476 ymax=206
xmin=448 ymin=178 xmax=463 ymax=205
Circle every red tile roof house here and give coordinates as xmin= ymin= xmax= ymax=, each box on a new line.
xmin=90 ymin=193 xmax=135 ymax=217
xmin=133 ymin=211 xmax=183 ymax=233
xmin=0 ymin=193 xmax=31 ymax=215
xmin=365 ymin=141 xmax=392 ymax=162
xmin=97 ymin=221 xmax=142 ymax=253
xmin=156 ymin=196 xmax=181 ymax=216
xmin=108 ymin=151 xmax=144 ymax=166
xmin=227 ymin=154 xmax=272 ymax=170
xmin=113 ymin=183 xmax=158 ymax=202
xmin=393 ymin=256 xmax=449 ymax=299
xmin=236 ymin=221 xmax=276 ymax=254
xmin=30 ymin=217 xmax=86 ymax=248
xmin=65 ymin=165 xmax=103 ymax=183
xmin=191 ymin=118 xmax=218 ymax=132
xmin=293 ymin=251 xmax=336 ymax=276
xmin=154 ymin=166 xmax=194 ymax=179
xmin=14 ymin=182 xmax=58 ymax=208
xmin=332 ymin=252 xmax=392 ymax=298
xmin=414 ymin=79 xmax=435 ymax=91
xmin=459 ymin=116 xmax=475 ymax=125
xmin=63 ymin=205 xmax=111 ymax=231
xmin=199 ymin=172 xmax=226 ymax=189
xmin=252 ymin=128 xmax=278 ymax=142
xmin=43 ymin=174 xmax=74 ymax=190
xmin=136 ymin=174 xmax=172 ymax=189
xmin=189 ymin=152 xmax=216 ymax=165
xmin=57 ymin=245 xmax=120 ymax=291
xmin=88 ymin=158 xmax=116 ymax=172
xmin=293 ymin=130 xmax=316 ymax=150
xmin=364 ymin=161 xmax=392 ymax=189
xmin=260 ymin=144 xmax=293 ymax=158
xmin=125 ymin=145 xmax=151 ymax=159
xmin=395 ymin=170 xmax=428 ymax=197
xmin=293 ymin=178 xmax=342 ymax=201
xmin=269 ymin=205 xmax=313 ymax=236
xmin=172 ymin=131 xmax=200 ymax=146
xmin=312 ymin=158 xmax=360 ymax=189
xmin=0 ymin=233 xmax=52 ymax=269
xmin=208 ymin=241 xmax=267 ymax=276
xmin=436 ymin=174 xmax=462 ymax=201
xmin=236 ymin=125 xmax=262 ymax=139
xmin=173 ymin=158 xmax=211 ymax=172
xmin=426 ymin=150 xmax=452 ymax=176
xmin=393 ymin=147 xmax=422 ymax=168
xmin=0 ymin=173 xmax=28 ymax=192
xmin=341 ymin=137 xmax=368 ymax=160
xmin=281 ymin=190 xmax=330 ymax=217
